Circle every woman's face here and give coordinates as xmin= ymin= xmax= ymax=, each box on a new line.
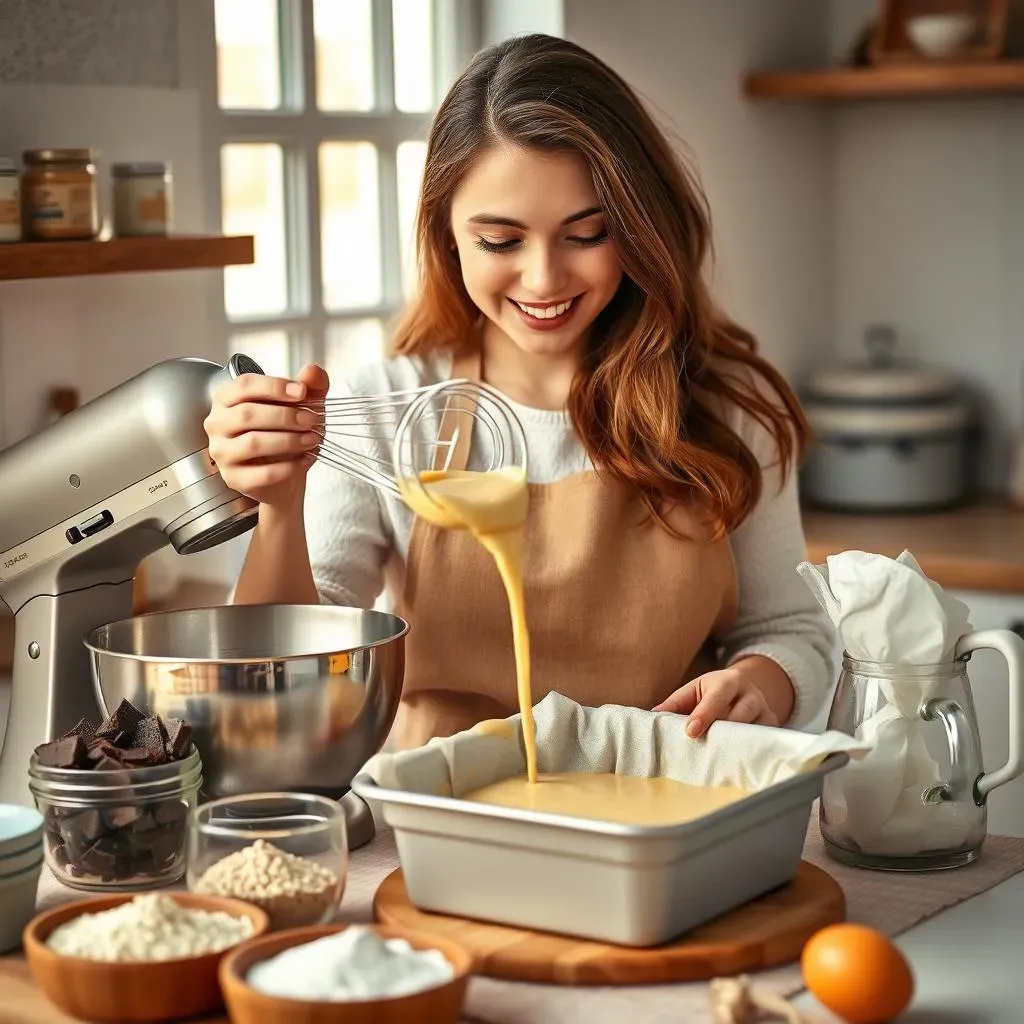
xmin=449 ymin=143 xmax=623 ymax=359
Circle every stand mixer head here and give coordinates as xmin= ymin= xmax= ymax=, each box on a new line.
xmin=0 ymin=354 xmax=263 ymax=806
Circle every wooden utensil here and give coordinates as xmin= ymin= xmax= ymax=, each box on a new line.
xmin=374 ymin=860 xmax=845 ymax=985
xmin=219 ymin=923 xmax=472 ymax=1024
xmin=23 ymin=892 xmax=269 ymax=1023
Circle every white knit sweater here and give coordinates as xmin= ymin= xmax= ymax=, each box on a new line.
xmin=304 ymin=352 xmax=835 ymax=729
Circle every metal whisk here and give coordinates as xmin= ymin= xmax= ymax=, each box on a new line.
xmin=302 ymin=379 xmax=528 ymax=496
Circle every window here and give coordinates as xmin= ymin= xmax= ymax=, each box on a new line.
xmin=213 ymin=0 xmax=464 ymax=382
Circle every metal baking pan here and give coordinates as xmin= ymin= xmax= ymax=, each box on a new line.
xmin=352 ymin=750 xmax=849 ymax=947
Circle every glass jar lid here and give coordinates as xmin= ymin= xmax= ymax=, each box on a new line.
xmin=112 ymin=162 xmax=172 ymax=178
xmin=23 ymin=148 xmax=96 ymax=165
xmin=0 ymin=157 xmax=17 ymax=174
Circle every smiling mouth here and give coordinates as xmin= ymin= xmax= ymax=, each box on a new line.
xmin=509 ymin=296 xmax=579 ymax=320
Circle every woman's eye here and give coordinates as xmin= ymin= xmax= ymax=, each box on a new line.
xmin=474 ymin=237 xmax=521 ymax=253
xmin=567 ymin=230 xmax=609 ymax=248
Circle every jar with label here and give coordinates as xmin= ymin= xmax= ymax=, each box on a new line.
xmin=22 ymin=148 xmax=99 ymax=241
xmin=112 ymin=162 xmax=172 ymax=237
xmin=0 ymin=157 xmax=21 ymax=242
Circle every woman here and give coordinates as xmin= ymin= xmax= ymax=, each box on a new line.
xmin=204 ymin=34 xmax=834 ymax=749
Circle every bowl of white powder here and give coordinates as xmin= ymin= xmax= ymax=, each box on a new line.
xmin=23 ymin=891 xmax=269 ymax=1022
xmin=219 ymin=923 xmax=472 ymax=1024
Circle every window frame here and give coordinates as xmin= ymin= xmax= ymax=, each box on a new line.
xmin=179 ymin=0 xmax=478 ymax=376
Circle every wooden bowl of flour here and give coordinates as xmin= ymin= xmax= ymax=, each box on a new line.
xmin=23 ymin=891 xmax=268 ymax=1022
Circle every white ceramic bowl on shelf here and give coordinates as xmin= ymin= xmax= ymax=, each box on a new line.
xmin=905 ymin=13 xmax=977 ymax=58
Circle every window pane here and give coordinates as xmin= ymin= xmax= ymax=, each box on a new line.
xmin=229 ymin=331 xmax=292 ymax=378
xmin=392 ymin=0 xmax=435 ymax=112
xmin=325 ymin=319 xmax=386 ymax=383
xmin=313 ymin=0 xmax=374 ymax=111
xmin=221 ymin=144 xmax=288 ymax=319
xmin=320 ymin=143 xmax=381 ymax=310
xmin=397 ymin=140 xmax=426 ymax=297
xmin=215 ymin=0 xmax=281 ymax=110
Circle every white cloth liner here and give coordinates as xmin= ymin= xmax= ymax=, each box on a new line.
xmin=364 ymin=691 xmax=870 ymax=797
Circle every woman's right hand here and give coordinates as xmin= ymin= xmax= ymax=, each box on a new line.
xmin=204 ymin=362 xmax=330 ymax=509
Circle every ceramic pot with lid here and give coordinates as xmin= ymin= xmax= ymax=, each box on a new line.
xmin=799 ymin=326 xmax=974 ymax=512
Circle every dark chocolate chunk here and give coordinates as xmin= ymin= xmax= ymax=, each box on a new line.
xmin=131 ymin=718 xmax=169 ymax=764
xmin=79 ymin=839 xmax=118 ymax=876
xmin=95 ymin=699 xmax=145 ymax=741
xmin=60 ymin=718 xmax=96 ymax=746
xmin=34 ymin=735 xmax=88 ymax=769
xmin=163 ymin=718 xmax=192 ymax=761
xmin=149 ymin=828 xmax=184 ymax=870
xmin=93 ymin=755 xmax=127 ymax=771
xmin=104 ymin=806 xmax=142 ymax=830
xmin=153 ymin=800 xmax=186 ymax=826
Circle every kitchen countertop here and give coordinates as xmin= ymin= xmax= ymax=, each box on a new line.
xmin=802 ymin=500 xmax=1024 ymax=595
xmin=3 ymin=822 xmax=1024 ymax=1023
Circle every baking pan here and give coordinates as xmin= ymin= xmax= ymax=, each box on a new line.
xmin=352 ymin=751 xmax=849 ymax=947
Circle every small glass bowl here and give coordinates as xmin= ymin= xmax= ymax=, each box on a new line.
xmin=186 ymin=792 xmax=348 ymax=931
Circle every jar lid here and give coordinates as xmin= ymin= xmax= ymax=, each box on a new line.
xmin=803 ymin=325 xmax=957 ymax=403
xmin=112 ymin=162 xmax=171 ymax=177
xmin=23 ymin=148 xmax=96 ymax=164
xmin=0 ymin=157 xmax=16 ymax=173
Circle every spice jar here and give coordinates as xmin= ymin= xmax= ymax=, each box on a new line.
xmin=0 ymin=157 xmax=21 ymax=242
xmin=22 ymin=148 xmax=99 ymax=241
xmin=112 ymin=162 xmax=173 ymax=237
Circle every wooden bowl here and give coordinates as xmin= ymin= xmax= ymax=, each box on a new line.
xmin=23 ymin=891 xmax=269 ymax=1023
xmin=219 ymin=923 xmax=472 ymax=1024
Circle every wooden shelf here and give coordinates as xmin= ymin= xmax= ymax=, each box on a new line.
xmin=744 ymin=60 xmax=1024 ymax=101
xmin=0 ymin=234 xmax=254 ymax=282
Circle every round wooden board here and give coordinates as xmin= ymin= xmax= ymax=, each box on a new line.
xmin=374 ymin=861 xmax=844 ymax=985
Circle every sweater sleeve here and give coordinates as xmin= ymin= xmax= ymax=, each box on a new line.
xmin=715 ymin=382 xmax=837 ymax=730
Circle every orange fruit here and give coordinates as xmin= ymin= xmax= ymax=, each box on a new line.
xmin=801 ymin=923 xmax=914 ymax=1024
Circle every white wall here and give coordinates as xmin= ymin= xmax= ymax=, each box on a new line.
xmin=0 ymin=0 xmax=235 ymax=587
xmin=826 ymin=0 xmax=1024 ymax=494
xmin=481 ymin=0 xmax=564 ymax=43
xmin=562 ymin=0 xmax=834 ymax=381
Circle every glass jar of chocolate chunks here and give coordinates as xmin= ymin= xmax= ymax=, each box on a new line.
xmin=28 ymin=699 xmax=202 ymax=892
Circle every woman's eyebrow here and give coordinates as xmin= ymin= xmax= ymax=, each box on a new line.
xmin=466 ymin=205 xmax=603 ymax=229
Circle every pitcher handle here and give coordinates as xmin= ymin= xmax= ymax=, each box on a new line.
xmin=955 ymin=628 xmax=1024 ymax=799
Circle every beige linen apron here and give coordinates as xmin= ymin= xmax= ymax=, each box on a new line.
xmin=390 ymin=350 xmax=739 ymax=749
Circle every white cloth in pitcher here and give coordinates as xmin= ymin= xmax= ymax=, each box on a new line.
xmin=797 ymin=549 xmax=976 ymax=855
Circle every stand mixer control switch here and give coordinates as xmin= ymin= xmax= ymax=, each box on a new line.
xmin=65 ymin=509 xmax=114 ymax=545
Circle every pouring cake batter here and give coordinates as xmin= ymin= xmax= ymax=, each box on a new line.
xmin=208 ymin=35 xmax=834 ymax=752
xmin=399 ymin=468 xmax=538 ymax=782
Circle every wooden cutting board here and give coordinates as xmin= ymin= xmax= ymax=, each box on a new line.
xmin=374 ymin=861 xmax=844 ymax=985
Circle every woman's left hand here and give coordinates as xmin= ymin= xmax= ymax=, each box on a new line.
xmin=653 ymin=661 xmax=786 ymax=738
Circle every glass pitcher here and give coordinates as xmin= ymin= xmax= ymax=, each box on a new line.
xmin=820 ymin=629 xmax=1024 ymax=871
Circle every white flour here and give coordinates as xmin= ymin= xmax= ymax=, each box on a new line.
xmin=46 ymin=893 xmax=254 ymax=962
xmin=246 ymin=926 xmax=454 ymax=1001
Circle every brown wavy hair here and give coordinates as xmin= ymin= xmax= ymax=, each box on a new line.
xmin=391 ymin=33 xmax=810 ymax=535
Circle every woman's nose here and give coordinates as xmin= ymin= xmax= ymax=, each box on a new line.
xmin=519 ymin=245 xmax=567 ymax=298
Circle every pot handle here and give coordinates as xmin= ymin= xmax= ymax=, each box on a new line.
xmin=955 ymin=628 xmax=1024 ymax=799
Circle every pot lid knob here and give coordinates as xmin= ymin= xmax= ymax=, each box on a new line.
xmin=864 ymin=324 xmax=898 ymax=366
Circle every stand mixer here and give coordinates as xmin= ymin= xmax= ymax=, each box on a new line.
xmin=0 ymin=354 xmax=262 ymax=807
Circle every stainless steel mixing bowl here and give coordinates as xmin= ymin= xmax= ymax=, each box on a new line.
xmin=84 ymin=604 xmax=407 ymax=803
